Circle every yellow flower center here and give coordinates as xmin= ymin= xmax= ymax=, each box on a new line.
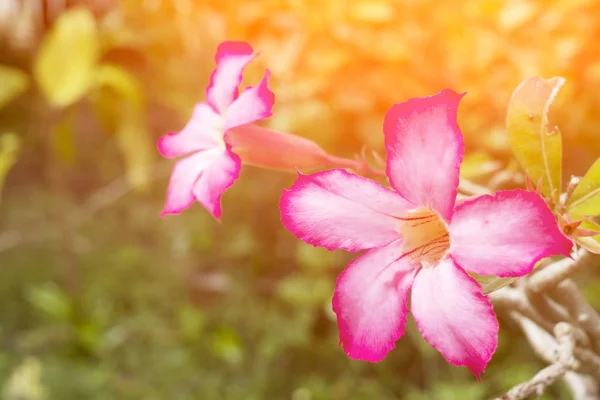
xmin=396 ymin=207 xmax=450 ymax=267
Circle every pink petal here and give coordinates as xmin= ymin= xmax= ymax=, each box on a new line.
xmin=411 ymin=258 xmax=498 ymax=378
xmin=332 ymin=240 xmax=417 ymax=362
xmin=206 ymin=41 xmax=256 ymax=114
xmin=158 ymin=103 xmax=222 ymax=159
xmin=160 ymin=147 xmax=240 ymax=220
xmin=383 ymin=89 xmax=465 ymax=221
xmin=449 ymin=189 xmax=573 ymax=278
xmin=280 ymin=169 xmax=413 ymax=252
xmin=192 ymin=146 xmax=241 ymax=221
xmin=223 ymin=70 xmax=275 ymax=131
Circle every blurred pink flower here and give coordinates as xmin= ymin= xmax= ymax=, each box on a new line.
xmin=280 ymin=89 xmax=572 ymax=378
xmin=158 ymin=41 xmax=274 ymax=220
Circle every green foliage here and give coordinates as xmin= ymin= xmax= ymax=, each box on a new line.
xmin=0 ymin=66 xmax=29 ymax=109
xmin=568 ymin=158 xmax=600 ymax=217
xmin=507 ymin=77 xmax=564 ymax=201
xmin=33 ymin=7 xmax=99 ymax=107
xmin=26 ymin=283 xmax=73 ymax=322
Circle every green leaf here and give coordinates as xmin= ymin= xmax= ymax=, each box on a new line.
xmin=507 ymin=77 xmax=564 ymax=201
xmin=93 ymin=65 xmax=154 ymax=190
xmin=26 ymin=283 xmax=73 ymax=322
xmin=0 ymin=133 xmax=20 ymax=204
xmin=33 ymin=7 xmax=99 ymax=107
xmin=0 ymin=65 xmax=29 ymax=109
xmin=568 ymin=158 xmax=600 ymax=217
xmin=211 ymin=327 xmax=244 ymax=365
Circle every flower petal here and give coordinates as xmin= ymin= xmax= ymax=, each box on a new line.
xmin=280 ymin=169 xmax=413 ymax=252
xmin=383 ymin=89 xmax=465 ymax=221
xmin=227 ymin=124 xmax=329 ymax=171
xmin=192 ymin=146 xmax=241 ymax=221
xmin=449 ymin=189 xmax=572 ymax=278
xmin=160 ymin=147 xmax=240 ymax=220
xmin=206 ymin=41 xmax=255 ymax=114
xmin=332 ymin=240 xmax=416 ymax=362
xmin=411 ymin=258 xmax=498 ymax=378
xmin=223 ymin=70 xmax=275 ymax=131
xmin=157 ymin=103 xmax=222 ymax=159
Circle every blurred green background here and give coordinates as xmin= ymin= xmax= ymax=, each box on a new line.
xmin=1 ymin=0 xmax=600 ymax=398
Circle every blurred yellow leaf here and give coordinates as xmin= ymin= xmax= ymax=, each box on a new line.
xmin=94 ymin=64 xmax=143 ymax=108
xmin=0 ymin=65 xmax=29 ymax=109
xmin=114 ymin=103 xmax=154 ymax=190
xmin=93 ymin=65 xmax=154 ymax=190
xmin=51 ymin=110 xmax=76 ymax=166
xmin=507 ymin=77 xmax=564 ymax=202
xmin=459 ymin=151 xmax=501 ymax=180
xmin=0 ymin=133 xmax=20 ymax=203
xmin=33 ymin=7 xmax=99 ymax=107
xmin=2 ymin=357 xmax=46 ymax=400
xmin=568 ymin=158 xmax=600 ymax=217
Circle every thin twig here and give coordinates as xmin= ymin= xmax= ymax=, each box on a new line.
xmin=495 ymin=321 xmax=578 ymax=400
xmin=551 ymin=279 xmax=600 ymax=352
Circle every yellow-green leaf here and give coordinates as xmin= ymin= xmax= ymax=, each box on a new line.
xmin=577 ymin=219 xmax=600 ymax=246
xmin=0 ymin=133 xmax=20 ymax=204
xmin=33 ymin=7 xmax=99 ymax=107
xmin=0 ymin=66 xmax=29 ymax=109
xmin=575 ymin=236 xmax=600 ymax=255
xmin=480 ymin=276 xmax=517 ymax=295
xmin=568 ymin=158 xmax=600 ymax=217
xmin=474 ymin=258 xmax=546 ymax=294
xmin=507 ymin=77 xmax=564 ymax=201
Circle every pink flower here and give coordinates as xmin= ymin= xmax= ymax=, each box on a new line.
xmin=158 ymin=41 xmax=275 ymax=220
xmin=280 ymin=89 xmax=572 ymax=377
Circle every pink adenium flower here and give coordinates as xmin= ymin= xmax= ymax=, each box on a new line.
xmin=158 ymin=41 xmax=275 ymax=220
xmin=280 ymin=90 xmax=573 ymax=377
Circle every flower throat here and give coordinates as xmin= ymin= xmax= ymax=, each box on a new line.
xmin=396 ymin=208 xmax=450 ymax=266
